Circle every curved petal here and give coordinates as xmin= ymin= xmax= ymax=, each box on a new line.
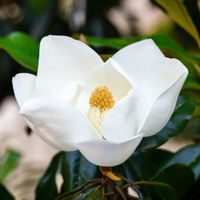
xmin=12 ymin=73 xmax=36 ymax=108
xmin=29 ymin=87 xmax=54 ymax=100
xmin=75 ymin=133 xmax=144 ymax=166
xmin=139 ymin=70 xmax=188 ymax=137
xmin=58 ymin=81 xmax=86 ymax=106
xmin=89 ymin=58 xmax=133 ymax=102
xmin=112 ymin=39 xmax=164 ymax=88
xmin=19 ymin=97 xmax=95 ymax=151
xmin=140 ymin=58 xmax=188 ymax=108
xmin=76 ymin=85 xmax=93 ymax=115
xmin=36 ymin=36 xmax=103 ymax=96
xmin=101 ymin=89 xmax=147 ymax=142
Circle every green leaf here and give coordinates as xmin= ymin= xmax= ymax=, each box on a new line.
xmin=146 ymin=182 xmax=180 ymax=200
xmin=0 ymin=182 xmax=14 ymax=200
xmin=120 ymin=150 xmax=173 ymax=199
xmin=0 ymin=32 xmax=39 ymax=71
xmin=136 ymin=94 xmax=196 ymax=151
xmin=134 ymin=164 xmax=195 ymax=200
xmin=120 ymin=149 xmax=173 ymax=183
xmin=61 ymin=151 xmax=101 ymax=193
xmin=35 ymin=151 xmax=101 ymax=199
xmin=154 ymin=0 xmax=200 ymax=47
xmin=159 ymin=144 xmax=200 ymax=180
xmin=183 ymin=178 xmax=200 ymax=200
xmin=150 ymin=164 xmax=195 ymax=199
xmin=35 ymin=152 xmax=61 ymax=200
xmin=73 ymin=186 xmax=102 ymax=200
xmin=0 ymin=149 xmax=21 ymax=182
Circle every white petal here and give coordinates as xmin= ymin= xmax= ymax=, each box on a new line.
xmin=58 ymin=81 xmax=86 ymax=106
xmin=28 ymin=87 xmax=54 ymax=100
xmin=101 ymin=89 xmax=147 ymax=142
xmin=36 ymin=36 xmax=103 ymax=96
xmin=140 ymin=58 xmax=188 ymax=108
xmin=76 ymin=85 xmax=93 ymax=115
xmin=75 ymin=133 xmax=144 ymax=166
xmin=112 ymin=39 xmax=164 ymax=88
xmin=12 ymin=73 xmax=36 ymax=107
xmin=139 ymin=70 xmax=188 ymax=137
xmin=19 ymin=97 xmax=95 ymax=151
xmin=89 ymin=58 xmax=133 ymax=102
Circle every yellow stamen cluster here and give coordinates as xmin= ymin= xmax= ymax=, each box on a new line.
xmin=89 ymin=86 xmax=115 ymax=112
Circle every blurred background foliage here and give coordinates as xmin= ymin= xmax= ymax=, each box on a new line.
xmin=0 ymin=0 xmax=200 ymax=199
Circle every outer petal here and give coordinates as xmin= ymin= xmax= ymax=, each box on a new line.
xmin=101 ymin=89 xmax=147 ymax=142
xmin=140 ymin=58 xmax=188 ymax=108
xmin=76 ymin=133 xmax=144 ymax=166
xmin=28 ymin=87 xmax=54 ymax=99
xmin=19 ymin=98 xmax=95 ymax=151
xmin=89 ymin=58 xmax=133 ymax=102
xmin=139 ymin=69 xmax=188 ymax=137
xmin=112 ymin=39 xmax=164 ymax=88
xmin=36 ymin=36 xmax=103 ymax=96
xmin=12 ymin=73 xmax=36 ymax=107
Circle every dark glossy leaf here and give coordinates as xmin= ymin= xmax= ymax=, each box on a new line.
xmin=121 ymin=149 xmax=173 ymax=183
xmin=183 ymin=178 xmax=200 ymax=200
xmin=146 ymin=182 xmax=180 ymax=200
xmin=136 ymin=164 xmax=194 ymax=200
xmin=0 ymin=149 xmax=21 ymax=182
xmin=36 ymin=151 xmax=101 ymax=199
xmin=61 ymin=151 xmax=101 ymax=193
xmin=123 ymin=152 xmax=157 ymax=183
xmin=150 ymin=164 xmax=195 ymax=198
xmin=0 ymin=32 xmax=39 ymax=71
xmin=35 ymin=152 xmax=61 ymax=200
xmin=159 ymin=144 xmax=200 ymax=180
xmin=121 ymin=150 xmax=173 ymax=199
xmin=73 ymin=186 xmax=102 ymax=200
xmin=136 ymin=94 xmax=196 ymax=151
xmin=0 ymin=182 xmax=14 ymax=200
xmin=154 ymin=0 xmax=200 ymax=47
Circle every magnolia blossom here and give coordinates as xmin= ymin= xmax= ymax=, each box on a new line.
xmin=12 ymin=36 xmax=188 ymax=166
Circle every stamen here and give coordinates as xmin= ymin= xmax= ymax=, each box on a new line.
xmin=89 ymin=86 xmax=115 ymax=112
xmin=88 ymin=86 xmax=115 ymax=136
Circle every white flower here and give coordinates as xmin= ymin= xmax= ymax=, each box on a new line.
xmin=12 ymin=36 xmax=188 ymax=166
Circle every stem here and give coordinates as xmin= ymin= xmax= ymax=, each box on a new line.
xmin=133 ymin=181 xmax=149 ymax=185
xmin=114 ymin=173 xmax=137 ymax=187
xmin=115 ymin=185 xmax=127 ymax=200
xmin=105 ymin=192 xmax=115 ymax=196
xmin=122 ymin=184 xmax=132 ymax=190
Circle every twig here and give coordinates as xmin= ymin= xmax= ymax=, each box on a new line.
xmin=115 ymin=185 xmax=127 ymax=200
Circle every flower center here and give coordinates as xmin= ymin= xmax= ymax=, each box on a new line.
xmin=88 ymin=86 xmax=115 ymax=136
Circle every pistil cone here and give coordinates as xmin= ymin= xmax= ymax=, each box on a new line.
xmin=100 ymin=166 xmax=121 ymax=181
